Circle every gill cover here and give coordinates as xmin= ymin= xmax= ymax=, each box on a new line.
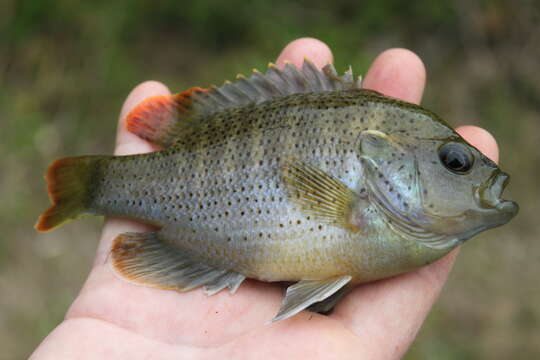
xmin=359 ymin=130 xmax=456 ymax=249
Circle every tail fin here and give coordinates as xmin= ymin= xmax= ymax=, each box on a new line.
xmin=35 ymin=156 xmax=102 ymax=232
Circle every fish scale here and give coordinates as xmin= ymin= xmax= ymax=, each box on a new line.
xmin=36 ymin=60 xmax=517 ymax=322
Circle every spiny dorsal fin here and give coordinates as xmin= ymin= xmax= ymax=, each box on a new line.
xmin=282 ymin=160 xmax=360 ymax=232
xmin=126 ymin=60 xmax=362 ymax=147
xmin=195 ymin=59 xmax=362 ymax=115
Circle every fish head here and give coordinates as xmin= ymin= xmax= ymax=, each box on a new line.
xmin=415 ymin=137 xmax=518 ymax=239
xmin=358 ymin=129 xmax=518 ymax=249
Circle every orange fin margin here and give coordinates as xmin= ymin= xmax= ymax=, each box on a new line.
xmin=35 ymin=156 xmax=101 ymax=232
xmin=125 ymin=87 xmax=208 ymax=148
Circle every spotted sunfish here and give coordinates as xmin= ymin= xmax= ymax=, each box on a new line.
xmin=36 ymin=60 xmax=518 ymax=322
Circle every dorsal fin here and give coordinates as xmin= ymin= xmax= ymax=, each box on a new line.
xmin=125 ymin=87 xmax=208 ymax=148
xmin=126 ymin=60 xmax=362 ymax=147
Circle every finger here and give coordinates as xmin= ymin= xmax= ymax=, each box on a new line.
xmin=276 ymin=37 xmax=333 ymax=69
xmin=456 ymin=125 xmax=499 ymax=163
xmin=363 ymin=48 xmax=426 ymax=104
xmin=333 ymin=249 xmax=458 ymax=359
xmin=94 ymin=81 xmax=171 ymax=264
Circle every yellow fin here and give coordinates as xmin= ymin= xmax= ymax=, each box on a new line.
xmin=282 ymin=160 xmax=359 ymax=232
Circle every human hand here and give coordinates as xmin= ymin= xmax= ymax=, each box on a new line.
xmin=31 ymin=38 xmax=499 ymax=360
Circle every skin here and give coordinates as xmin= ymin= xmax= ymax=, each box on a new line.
xmin=31 ymin=38 xmax=499 ymax=359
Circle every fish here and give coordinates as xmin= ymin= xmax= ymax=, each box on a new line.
xmin=35 ymin=60 xmax=518 ymax=322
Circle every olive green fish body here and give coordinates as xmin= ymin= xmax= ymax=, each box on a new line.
xmin=86 ymin=91 xmax=444 ymax=282
xmin=36 ymin=61 xmax=518 ymax=321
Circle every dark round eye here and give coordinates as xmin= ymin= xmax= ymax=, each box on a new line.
xmin=438 ymin=142 xmax=474 ymax=174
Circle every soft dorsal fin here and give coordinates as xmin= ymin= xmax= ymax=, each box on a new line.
xmin=126 ymin=60 xmax=362 ymax=147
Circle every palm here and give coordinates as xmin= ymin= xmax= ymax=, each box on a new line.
xmin=32 ymin=38 xmax=498 ymax=360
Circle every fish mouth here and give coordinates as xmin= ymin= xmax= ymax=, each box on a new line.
xmin=477 ymin=171 xmax=519 ymax=219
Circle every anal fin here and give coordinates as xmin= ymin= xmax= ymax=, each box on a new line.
xmin=111 ymin=232 xmax=244 ymax=294
xmin=272 ymin=275 xmax=352 ymax=322
xmin=204 ymin=272 xmax=246 ymax=295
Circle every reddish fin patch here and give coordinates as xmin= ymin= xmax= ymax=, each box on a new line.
xmin=125 ymin=87 xmax=208 ymax=148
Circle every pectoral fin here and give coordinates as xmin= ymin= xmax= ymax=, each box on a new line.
xmin=272 ymin=275 xmax=352 ymax=322
xmin=282 ymin=160 xmax=359 ymax=231
xmin=111 ymin=232 xmax=245 ymax=294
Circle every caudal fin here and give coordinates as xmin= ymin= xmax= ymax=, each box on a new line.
xmin=35 ymin=156 xmax=102 ymax=232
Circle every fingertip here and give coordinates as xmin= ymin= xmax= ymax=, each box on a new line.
xmin=456 ymin=125 xmax=499 ymax=164
xmin=119 ymin=81 xmax=171 ymax=122
xmin=363 ymin=48 xmax=426 ymax=104
xmin=115 ymin=81 xmax=171 ymax=156
xmin=276 ymin=37 xmax=333 ymax=69
xmin=330 ymin=248 xmax=459 ymax=358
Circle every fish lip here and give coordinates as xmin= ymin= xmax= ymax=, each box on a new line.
xmin=495 ymin=199 xmax=519 ymax=218
xmin=477 ymin=171 xmax=519 ymax=217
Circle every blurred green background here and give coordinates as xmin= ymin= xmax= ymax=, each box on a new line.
xmin=1 ymin=0 xmax=539 ymax=358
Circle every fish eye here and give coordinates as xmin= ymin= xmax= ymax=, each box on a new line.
xmin=438 ymin=142 xmax=474 ymax=174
